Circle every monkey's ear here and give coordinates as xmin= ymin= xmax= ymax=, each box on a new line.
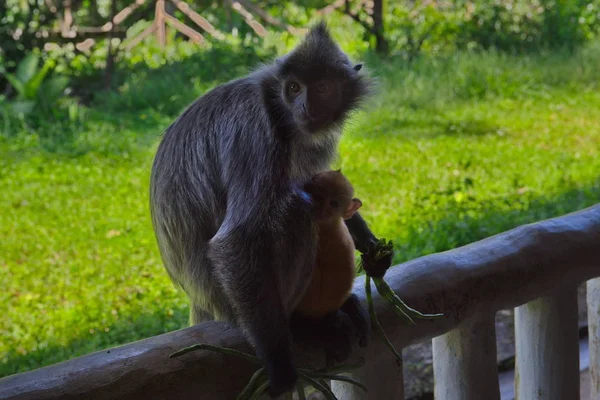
xmin=343 ymin=198 xmax=362 ymax=220
xmin=353 ymin=64 xmax=363 ymax=71
xmin=335 ymin=168 xmax=342 ymax=174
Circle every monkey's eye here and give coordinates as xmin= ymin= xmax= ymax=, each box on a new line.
xmin=288 ymin=81 xmax=301 ymax=94
xmin=330 ymin=200 xmax=339 ymax=208
xmin=316 ymin=82 xmax=329 ymax=94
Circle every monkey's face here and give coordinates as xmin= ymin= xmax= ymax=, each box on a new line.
xmin=282 ymin=76 xmax=344 ymax=134
xmin=305 ymin=170 xmax=362 ymax=221
xmin=318 ymin=195 xmax=362 ymax=222
xmin=276 ymin=22 xmax=371 ymax=136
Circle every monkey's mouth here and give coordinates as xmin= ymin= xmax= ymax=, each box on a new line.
xmin=296 ymin=115 xmax=330 ymax=134
xmin=296 ymin=117 xmax=318 ymax=133
xmin=296 ymin=109 xmax=315 ymax=124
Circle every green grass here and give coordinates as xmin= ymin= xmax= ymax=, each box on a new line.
xmin=1 ymin=41 xmax=600 ymax=378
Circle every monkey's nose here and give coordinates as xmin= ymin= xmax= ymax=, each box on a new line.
xmin=301 ymin=103 xmax=315 ymax=121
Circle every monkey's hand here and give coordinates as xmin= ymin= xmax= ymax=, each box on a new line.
xmin=360 ymin=238 xmax=394 ymax=279
xmin=345 ymin=213 xmax=394 ymax=277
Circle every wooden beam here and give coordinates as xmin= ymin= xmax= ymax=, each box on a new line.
xmin=230 ymin=0 xmax=267 ymax=36
xmin=155 ymin=0 xmax=167 ymax=48
xmin=61 ymin=0 xmax=73 ymax=36
xmin=233 ymin=0 xmax=306 ymax=35
xmin=171 ymin=0 xmax=225 ymax=39
xmin=315 ymin=0 xmax=345 ymax=16
xmin=75 ymin=38 xmax=96 ymax=53
xmin=35 ymin=29 xmax=128 ymax=40
xmin=123 ymin=21 xmax=157 ymax=51
xmin=164 ymin=13 xmax=204 ymax=45
xmin=113 ymin=0 xmax=147 ymax=25
xmin=44 ymin=0 xmax=58 ymax=13
xmin=0 ymin=204 xmax=599 ymax=399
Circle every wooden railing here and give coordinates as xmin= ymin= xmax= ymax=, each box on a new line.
xmin=1 ymin=204 xmax=599 ymax=400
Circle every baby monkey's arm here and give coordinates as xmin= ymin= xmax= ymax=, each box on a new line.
xmin=344 ymin=212 xmax=394 ymax=278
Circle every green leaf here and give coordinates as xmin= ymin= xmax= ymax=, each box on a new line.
xmin=39 ymin=76 xmax=69 ymax=103
xmin=10 ymin=100 xmax=35 ymax=116
xmin=16 ymin=53 xmax=40 ymax=85
xmin=3 ymin=73 xmax=26 ymax=98
xmin=24 ymin=58 xmax=53 ymax=99
xmin=68 ymin=102 xmax=79 ymax=122
xmin=0 ymin=106 xmax=12 ymax=135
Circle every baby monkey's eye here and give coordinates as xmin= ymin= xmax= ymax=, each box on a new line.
xmin=330 ymin=200 xmax=339 ymax=208
xmin=288 ymin=81 xmax=301 ymax=94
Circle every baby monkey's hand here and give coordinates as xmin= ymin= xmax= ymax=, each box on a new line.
xmin=361 ymin=238 xmax=394 ymax=279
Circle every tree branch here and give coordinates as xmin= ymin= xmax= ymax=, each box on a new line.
xmin=341 ymin=0 xmax=376 ymax=35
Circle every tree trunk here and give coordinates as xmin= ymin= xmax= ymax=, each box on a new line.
xmin=103 ymin=0 xmax=118 ymax=89
xmin=372 ymin=0 xmax=388 ymax=54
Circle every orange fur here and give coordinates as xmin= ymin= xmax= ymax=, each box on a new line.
xmin=295 ymin=171 xmax=360 ymax=318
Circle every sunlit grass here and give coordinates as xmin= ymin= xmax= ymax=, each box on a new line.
xmin=1 ymin=43 xmax=599 ymax=377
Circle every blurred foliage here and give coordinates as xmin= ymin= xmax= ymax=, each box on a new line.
xmin=0 ymin=52 xmax=82 ymax=135
xmin=383 ymin=1 xmax=600 ymax=59
xmin=1 ymin=0 xmax=599 ymax=142
xmin=0 ymin=0 xmax=56 ymax=89
xmin=0 ymin=0 xmax=599 ymax=100
xmin=2 ymin=1 xmax=600 ymax=72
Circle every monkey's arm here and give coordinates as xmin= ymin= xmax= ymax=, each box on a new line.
xmin=344 ymin=211 xmax=377 ymax=253
xmin=345 ymin=212 xmax=393 ymax=278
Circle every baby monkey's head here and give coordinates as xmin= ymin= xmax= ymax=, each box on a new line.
xmin=304 ymin=169 xmax=362 ymax=222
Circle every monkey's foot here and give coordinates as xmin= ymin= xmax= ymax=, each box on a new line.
xmin=340 ymin=294 xmax=370 ymax=348
xmin=169 ymin=342 xmax=366 ymax=400
xmin=290 ymin=311 xmax=352 ymax=367
xmin=239 ymin=362 xmax=368 ymax=400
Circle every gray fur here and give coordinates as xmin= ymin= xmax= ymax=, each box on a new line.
xmin=149 ymin=21 xmax=371 ymax=396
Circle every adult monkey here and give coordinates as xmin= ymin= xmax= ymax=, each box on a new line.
xmin=150 ymin=22 xmax=392 ymax=397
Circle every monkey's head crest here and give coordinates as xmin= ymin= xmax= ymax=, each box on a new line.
xmin=275 ymin=21 xmax=373 ymax=135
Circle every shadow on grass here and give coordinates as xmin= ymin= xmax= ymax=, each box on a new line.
xmin=0 ymin=307 xmax=190 ymax=379
xmin=391 ymin=181 xmax=600 ymax=264
xmin=354 ymin=111 xmax=506 ymax=141
xmin=1 ymin=180 xmax=598 ymax=379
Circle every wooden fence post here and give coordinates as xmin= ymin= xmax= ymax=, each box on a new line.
xmin=433 ymin=314 xmax=500 ymax=400
xmin=515 ymin=287 xmax=580 ymax=400
xmin=588 ymin=278 xmax=600 ymax=399
xmin=331 ymin=340 xmax=404 ymax=400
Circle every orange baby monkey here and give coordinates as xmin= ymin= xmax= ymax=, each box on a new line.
xmin=296 ymin=169 xmax=363 ymax=318
xmin=290 ymin=170 xmax=370 ymax=358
